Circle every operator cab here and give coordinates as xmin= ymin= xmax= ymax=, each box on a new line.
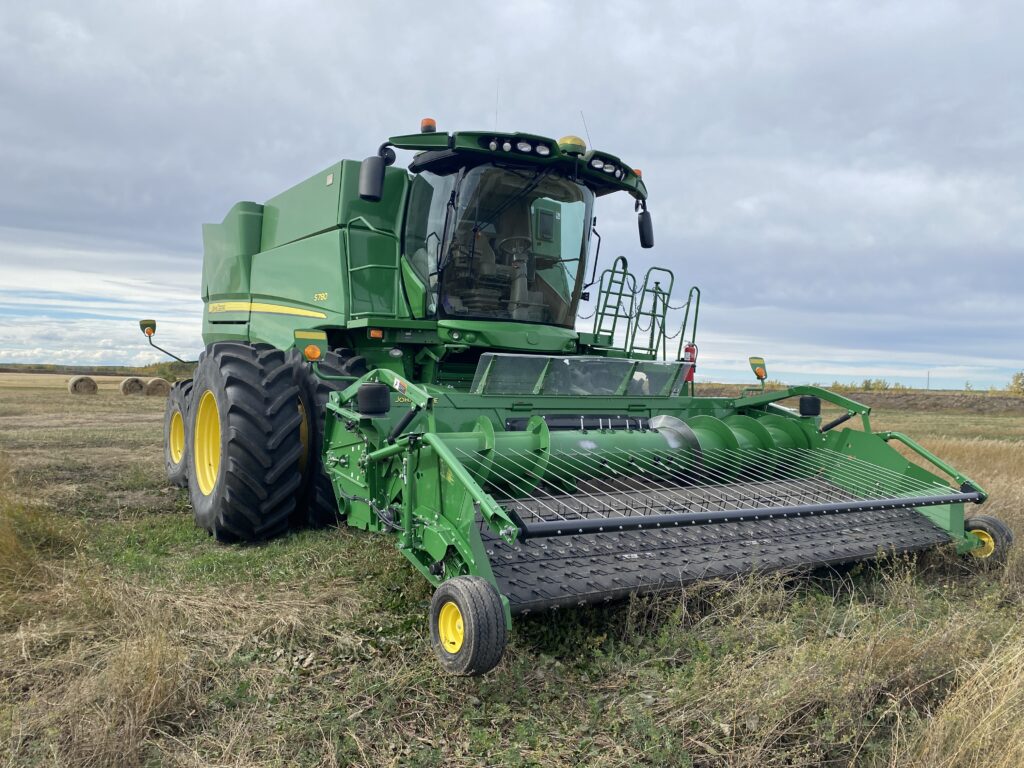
xmin=405 ymin=164 xmax=593 ymax=328
xmin=359 ymin=125 xmax=653 ymax=333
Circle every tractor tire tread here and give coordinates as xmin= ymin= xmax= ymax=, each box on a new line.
xmin=163 ymin=379 xmax=193 ymax=487
xmin=188 ymin=342 xmax=302 ymax=543
xmin=288 ymin=348 xmax=361 ymax=528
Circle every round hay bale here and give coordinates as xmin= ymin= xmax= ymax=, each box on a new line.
xmin=119 ymin=376 xmax=146 ymax=395
xmin=144 ymin=377 xmax=172 ymax=397
xmin=67 ymin=375 xmax=98 ymax=395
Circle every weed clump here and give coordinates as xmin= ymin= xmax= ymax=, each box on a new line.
xmin=43 ymin=634 xmax=198 ymax=766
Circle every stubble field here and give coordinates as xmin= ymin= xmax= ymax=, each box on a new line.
xmin=1 ymin=372 xmax=1022 ymax=767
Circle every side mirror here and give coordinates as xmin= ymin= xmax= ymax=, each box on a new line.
xmin=358 ymin=156 xmax=386 ymax=202
xmin=136 ymin=317 xmax=189 ymax=363
xmin=748 ymin=356 xmax=767 ymax=381
xmin=638 ymin=209 xmax=654 ymax=249
xmin=358 ymin=146 xmax=397 ymax=202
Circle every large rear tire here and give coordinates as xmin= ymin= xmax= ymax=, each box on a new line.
xmin=163 ymin=379 xmax=193 ymax=488
xmin=289 ymin=348 xmax=367 ymax=528
xmin=187 ymin=343 xmax=303 ymax=542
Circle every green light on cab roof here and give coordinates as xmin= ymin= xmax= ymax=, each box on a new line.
xmin=557 ymin=135 xmax=587 ymax=155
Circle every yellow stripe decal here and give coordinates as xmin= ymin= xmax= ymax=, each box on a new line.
xmin=208 ymin=301 xmax=327 ymax=319
xmin=294 ymin=330 xmax=328 ymax=340
xmin=207 ymin=301 xmax=251 ymax=313
xmin=250 ymin=302 xmax=328 ymax=319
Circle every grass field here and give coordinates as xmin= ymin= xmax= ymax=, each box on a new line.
xmin=1 ymin=373 xmax=1022 ymax=767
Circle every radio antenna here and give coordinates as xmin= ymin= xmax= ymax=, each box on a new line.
xmin=580 ymin=110 xmax=593 ymax=146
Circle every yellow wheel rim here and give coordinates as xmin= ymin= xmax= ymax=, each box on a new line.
xmin=169 ymin=409 xmax=185 ymax=465
xmin=194 ymin=390 xmax=221 ymax=496
xmin=438 ymin=601 xmax=465 ymax=654
xmin=970 ymin=529 xmax=996 ymax=559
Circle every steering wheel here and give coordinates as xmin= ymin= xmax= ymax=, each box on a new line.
xmin=497 ymin=236 xmax=533 ymax=261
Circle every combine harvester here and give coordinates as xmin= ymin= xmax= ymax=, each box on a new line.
xmin=154 ymin=120 xmax=1012 ymax=675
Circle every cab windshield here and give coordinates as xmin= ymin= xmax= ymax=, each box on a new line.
xmin=404 ymin=165 xmax=593 ymax=328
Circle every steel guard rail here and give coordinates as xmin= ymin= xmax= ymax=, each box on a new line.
xmin=508 ymin=490 xmax=984 ymax=540
xmin=732 ymin=385 xmax=987 ymax=500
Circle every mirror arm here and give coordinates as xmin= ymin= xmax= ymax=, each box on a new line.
xmin=139 ymin=330 xmax=190 ymax=363
xmin=583 ymin=219 xmax=602 ymax=289
xmin=146 ymin=335 xmax=189 ymax=363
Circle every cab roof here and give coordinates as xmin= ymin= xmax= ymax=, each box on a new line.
xmin=386 ymin=129 xmax=648 ymax=201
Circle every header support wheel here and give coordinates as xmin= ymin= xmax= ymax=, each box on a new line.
xmin=966 ymin=515 xmax=1013 ymax=563
xmin=429 ymin=576 xmax=507 ymax=676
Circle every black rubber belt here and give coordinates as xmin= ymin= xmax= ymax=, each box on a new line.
xmin=484 ymin=507 xmax=953 ymax=613
xmin=511 ymin=491 xmax=982 ymax=539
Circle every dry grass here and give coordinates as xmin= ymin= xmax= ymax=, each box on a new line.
xmin=907 ymin=631 xmax=1024 ymax=768
xmin=0 ymin=486 xmax=362 ymax=766
xmin=0 ymin=372 xmax=1022 ymax=766
xmin=0 ymin=373 xmax=129 ymax=390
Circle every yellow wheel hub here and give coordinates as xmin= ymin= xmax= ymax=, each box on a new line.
xmin=970 ymin=529 xmax=996 ymax=559
xmin=194 ymin=390 xmax=221 ymax=496
xmin=169 ymin=409 xmax=185 ymax=465
xmin=438 ymin=601 xmax=465 ymax=654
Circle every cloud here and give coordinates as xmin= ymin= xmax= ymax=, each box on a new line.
xmin=0 ymin=1 xmax=1021 ymax=386
xmin=0 ymin=227 xmax=202 ymax=365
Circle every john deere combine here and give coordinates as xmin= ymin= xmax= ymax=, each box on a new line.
xmin=157 ymin=120 xmax=1011 ymax=675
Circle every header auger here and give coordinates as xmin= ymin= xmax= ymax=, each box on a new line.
xmin=155 ymin=120 xmax=1012 ymax=675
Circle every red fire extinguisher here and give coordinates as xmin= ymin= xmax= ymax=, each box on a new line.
xmin=682 ymin=342 xmax=698 ymax=383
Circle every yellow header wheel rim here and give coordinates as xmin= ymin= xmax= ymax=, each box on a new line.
xmin=194 ymin=390 xmax=221 ymax=496
xmin=169 ymin=409 xmax=185 ymax=465
xmin=438 ymin=601 xmax=465 ymax=654
xmin=970 ymin=529 xmax=996 ymax=559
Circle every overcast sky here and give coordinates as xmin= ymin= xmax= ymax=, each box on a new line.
xmin=1 ymin=1 xmax=1021 ymax=387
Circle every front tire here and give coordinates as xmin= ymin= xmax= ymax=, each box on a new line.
xmin=429 ymin=576 xmax=507 ymax=676
xmin=187 ymin=343 xmax=303 ymax=542
xmin=163 ymin=379 xmax=193 ymax=487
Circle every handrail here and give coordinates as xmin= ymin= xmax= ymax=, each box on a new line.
xmin=731 ymin=384 xmax=987 ymax=500
xmin=627 ymin=267 xmax=675 ymax=358
xmin=323 ymin=367 xmax=434 ymax=410
xmin=879 ymin=431 xmax=987 ymax=500
xmin=675 ymin=286 xmax=701 ymax=358
xmin=732 ymin=385 xmax=873 ymax=431
xmin=592 ymin=256 xmax=636 ymax=344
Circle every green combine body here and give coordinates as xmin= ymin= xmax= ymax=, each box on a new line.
xmin=156 ymin=121 xmax=1012 ymax=675
xmin=199 ymin=129 xmax=648 ymax=367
